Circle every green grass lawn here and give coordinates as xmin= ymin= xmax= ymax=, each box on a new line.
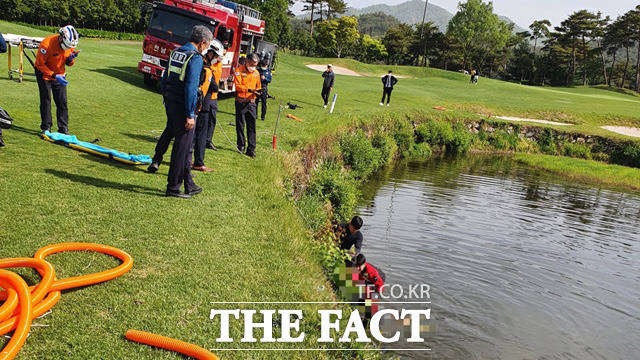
xmin=513 ymin=153 xmax=640 ymax=191
xmin=0 ymin=20 xmax=639 ymax=359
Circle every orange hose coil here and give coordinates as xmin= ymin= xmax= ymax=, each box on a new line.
xmin=0 ymin=243 xmax=216 ymax=360
xmin=126 ymin=330 xmax=220 ymax=360
xmin=0 ymin=243 xmax=133 ymax=360
xmin=0 ymin=270 xmax=32 ymax=360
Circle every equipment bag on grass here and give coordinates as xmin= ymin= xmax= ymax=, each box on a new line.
xmin=0 ymin=107 xmax=13 ymax=129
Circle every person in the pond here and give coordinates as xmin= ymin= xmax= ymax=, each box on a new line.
xmin=354 ymin=253 xmax=384 ymax=296
xmin=337 ymin=216 xmax=364 ymax=255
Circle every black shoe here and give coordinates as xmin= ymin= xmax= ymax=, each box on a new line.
xmin=187 ymin=185 xmax=203 ymax=196
xmin=165 ymin=191 xmax=192 ymax=199
xmin=59 ymin=129 xmax=70 ymax=135
xmin=261 ymin=117 xmax=265 ymax=121
xmin=237 ymin=147 xmax=245 ymax=153
xmin=245 ymin=151 xmax=256 ymax=158
xmin=0 ymin=136 xmax=4 ymax=147
xmin=147 ymin=163 xmax=159 ymax=173
xmin=206 ymin=142 xmax=218 ymax=151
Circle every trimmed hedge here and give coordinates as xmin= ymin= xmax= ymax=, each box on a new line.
xmin=18 ymin=22 xmax=143 ymax=41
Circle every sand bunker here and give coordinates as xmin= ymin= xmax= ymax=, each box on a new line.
xmin=306 ymin=64 xmax=363 ymax=77
xmin=306 ymin=64 xmax=413 ymax=78
xmin=601 ymin=126 xmax=640 ymax=138
xmin=494 ymin=116 xmax=571 ymax=126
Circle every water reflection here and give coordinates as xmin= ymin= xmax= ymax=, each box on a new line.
xmin=357 ymin=155 xmax=640 ymax=360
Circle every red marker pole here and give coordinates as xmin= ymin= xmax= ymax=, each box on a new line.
xmin=272 ymin=101 xmax=282 ymax=150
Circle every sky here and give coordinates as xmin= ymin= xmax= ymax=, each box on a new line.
xmin=292 ymin=0 xmax=639 ymax=28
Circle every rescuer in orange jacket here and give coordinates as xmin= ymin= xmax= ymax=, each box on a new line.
xmin=35 ymin=26 xmax=80 ymax=135
xmin=192 ymin=40 xmax=224 ymax=172
xmin=205 ymin=55 xmax=223 ymax=150
xmin=233 ymin=53 xmax=262 ymax=158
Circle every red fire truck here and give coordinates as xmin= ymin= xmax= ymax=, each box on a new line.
xmin=138 ymin=0 xmax=277 ymax=93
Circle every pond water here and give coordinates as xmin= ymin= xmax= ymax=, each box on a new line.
xmin=357 ymin=155 xmax=640 ymax=360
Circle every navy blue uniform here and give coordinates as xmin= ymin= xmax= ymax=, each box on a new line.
xmin=0 ymin=32 xmax=7 ymax=54
xmin=256 ymin=67 xmax=272 ymax=121
xmin=158 ymin=42 xmax=203 ymax=194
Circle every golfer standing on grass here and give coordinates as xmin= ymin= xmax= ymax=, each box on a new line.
xmin=321 ymin=64 xmax=334 ymax=108
xmin=380 ymin=70 xmax=398 ymax=107
xmin=35 ymin=26 xmax=80 ymax=135
xmin=160 ymin=25 xmax=212 ymax=198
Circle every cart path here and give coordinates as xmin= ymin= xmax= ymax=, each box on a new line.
xmin=493 ymin=116 xmax=572 ymax=126
xmin=601 ymin=126 xmax=640 ymax=138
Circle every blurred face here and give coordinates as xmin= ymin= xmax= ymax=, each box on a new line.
xmin=328 ymin=67 xmax=333 ymax=72
xmin=246 ymin=59 xmax=258 ymax=72
xmin=359 ymin=263 xmax=366 ymax=272
xmin=206 ymin=51 xmax=219 ymax=63
xmin=348 ymin=223 xmax=357 ymax=233
xmin=197 ymin=40 xmax=210 ymax=54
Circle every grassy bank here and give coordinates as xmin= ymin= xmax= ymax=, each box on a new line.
xmin=513 ymin=153 xmax=640 ymax=191
xmin=0 ymin=20 xmax=639 ymax=359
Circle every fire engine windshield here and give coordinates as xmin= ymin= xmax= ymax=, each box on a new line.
xmin=148 ymin=8 xmax=216 ymax=44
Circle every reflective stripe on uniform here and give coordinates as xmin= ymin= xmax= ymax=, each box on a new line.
xmin=167 ymin=50 xmax=196 ymax=82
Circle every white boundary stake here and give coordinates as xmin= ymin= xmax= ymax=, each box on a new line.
xmin=329 ymin=93 xmax=338 ymax=114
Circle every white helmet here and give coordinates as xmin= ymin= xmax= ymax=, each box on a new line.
xmin=207 ymin=39 xmax=224 ymax=58
xmin=59 ymin=25 xmax=79 ymax=50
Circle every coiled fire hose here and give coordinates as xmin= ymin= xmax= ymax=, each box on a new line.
xmin=0 ymin=243 xmax=219 ymax=360
xmin=125 ymin=330 xmax=219 ymax=360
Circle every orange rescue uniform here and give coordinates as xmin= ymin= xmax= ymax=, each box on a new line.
xmin=199 ymin=61 xmax=223 ymax=101
xmin=199 ymin=67 xmax=213 ymax=102
xmin=209 ymin=61 xmax=223 ymax=100
xmin=233 ymin=65 xmax=261 ymax=101
xmin=35 ymin=35 xmax=76 ymax=81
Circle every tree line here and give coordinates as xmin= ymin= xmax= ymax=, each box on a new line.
xmin=286 ymin=0 xmax=640 ymax=91
xmin=0 ymin=0 xmax=291 ymax=41
xmin=2 ymin=0 xmax=639 ymax=90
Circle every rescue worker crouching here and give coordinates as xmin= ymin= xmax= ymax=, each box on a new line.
xmin=158 ymin=25 xmax=213 ymax=198
xmin=233 ymin=53 xmax=262 ymax=158
xmin=35 ymin=25 xmax=80 ymax=135
xmin=192 ymin=39 xmax=224 ymax=172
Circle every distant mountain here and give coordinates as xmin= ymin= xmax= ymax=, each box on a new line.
xmin=299 ymin=0 xmax=527 ymax=34
xmin=497 ymin=16 xmax=527 ymax=34
xmin=344 ymin=0 xmax=453 ymax=32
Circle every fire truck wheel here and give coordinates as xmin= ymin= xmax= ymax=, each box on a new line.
xmin=144 ymin=74 xmax=158 ymax=88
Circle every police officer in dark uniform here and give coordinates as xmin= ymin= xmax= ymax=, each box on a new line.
xmin=159 ymin=25 xmax=213 ymax=198
xmin=256 ymin=59 xmax=272 ymax=121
